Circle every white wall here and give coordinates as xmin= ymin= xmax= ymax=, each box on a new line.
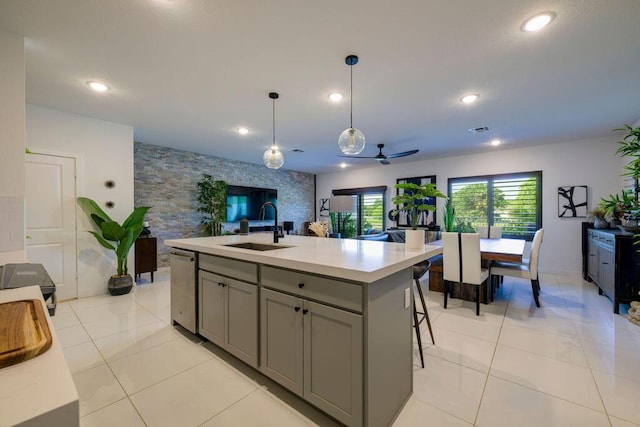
xmin=0 ymin=28 xmax=25 ymax=254
xmin=26 ymin=105 xmax=134 ymax=298
xmin=317 ymin=136 xmax=625 ymax=274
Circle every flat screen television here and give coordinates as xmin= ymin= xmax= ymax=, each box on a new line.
xmin=226 ymin=185 xmax=277 ymax=222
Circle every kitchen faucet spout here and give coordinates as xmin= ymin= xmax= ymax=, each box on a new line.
xmin=259 ymin=201 xmax=283 ymax=243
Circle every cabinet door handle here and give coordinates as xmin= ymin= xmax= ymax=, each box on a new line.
xmin=602 ymin=262 xmax=609 ymax=265
xmin=218 ymin=282 xmax=226 ymax=287
xmin=298 ymin=282 xmax=305 ymax=288
xmin=303 ymin=309 xmax=309 ymax=315
xmin=294 ymin=306 xmax=301 ymax=312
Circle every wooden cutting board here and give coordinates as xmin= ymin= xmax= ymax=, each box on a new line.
xmin=0 ymin=299 xmax=53 ymax=369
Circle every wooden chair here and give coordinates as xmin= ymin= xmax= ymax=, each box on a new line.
xmin=490 ymin=229 xmax=544 ymax=307
xmin=412 ymin=260 xmax=435 ymax=368
xmin=443 ymin=232 xmax=489 ymax=316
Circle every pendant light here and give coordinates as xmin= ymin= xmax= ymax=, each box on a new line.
xmin=338 ymin=55 xmax=366 ymax=155
xmin=263 ymin=92 xmax=284 ymax=169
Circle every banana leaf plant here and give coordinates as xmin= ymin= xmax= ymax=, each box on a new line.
xmin=77 ymin=197 xmax=151 ymax=277
xmin=392 ymin=182 xmax=447 ymax=230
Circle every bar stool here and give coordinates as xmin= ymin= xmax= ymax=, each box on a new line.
xmin=413 ymin=260 xmax=435 ymax=368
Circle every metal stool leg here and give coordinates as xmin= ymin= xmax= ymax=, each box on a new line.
xmin=414 ymin=277 xmax=435 ymax=345
xmin=412 ymin=300 xmax=425 ymax=368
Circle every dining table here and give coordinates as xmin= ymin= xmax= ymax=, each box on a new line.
xmin=426 ymin=237 xmax=527 ymax=303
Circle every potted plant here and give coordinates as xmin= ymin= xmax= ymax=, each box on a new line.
xmin=196 ymin=174 xmax=228 ymax=236
xmin=610 ymin=124 xmax=640 ymax=229
xmin=442 ymin=200 xmax=456 ymax=232
xmin=77 ymin=197 xmax=151 ymax=295
xmin=392 ymin=182 xmax=447 ymax=249
xmin=587 ymin=207 xmax=609 ymax=229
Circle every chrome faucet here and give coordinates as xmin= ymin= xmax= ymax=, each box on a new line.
xmin=259 ymin=201 xmax=283 ymax=243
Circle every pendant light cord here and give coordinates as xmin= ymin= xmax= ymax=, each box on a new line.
xmin=272 ymin=97 xmax=276 ymax=148
xmin=349 ymin=64 xmax=353 ymax=129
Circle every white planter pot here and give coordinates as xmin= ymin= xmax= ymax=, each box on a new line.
xmin=405 ymin=229 xmax=425 ymax=250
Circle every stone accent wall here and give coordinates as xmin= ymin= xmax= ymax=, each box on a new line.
xmin=134 ymin=142 xmax=315 ymax=266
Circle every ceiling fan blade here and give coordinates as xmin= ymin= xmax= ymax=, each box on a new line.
xmin=337 ymin=155 xmax=379 ymax=159
xmin=385 ymin=149 xmax=419 ymax=159
xmin=380 ymin=159 xmax=391 ymax=165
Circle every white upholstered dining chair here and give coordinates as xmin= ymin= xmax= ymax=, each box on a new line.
xmin=442 ymin=232 xmax=489 ymax=316
xmin=477 ymin=225 xmax=502 ymax=239
xmin=490 ymin=229 xmax=544 ymax=307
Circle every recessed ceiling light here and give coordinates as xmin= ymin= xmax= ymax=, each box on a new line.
xmin=237 ymin=127 xmax=249 ymax=135
xmin=87 ymin=81 xmax=109 ymax=92
xmin=328 ymin=92 xmax=344 ymax=102
xmin=461 ymin=94 xmax=479 ymax=104
xmin=490 ymin=139 xmax=502 ymax=146
xmin=522 ymin=12 xmax=555 ymax=32
xmin=340 ymin=162 xmax=348 ymax=168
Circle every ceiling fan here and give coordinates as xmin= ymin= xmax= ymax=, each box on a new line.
xmin=339 ymin=143 xmax=419 ymax=165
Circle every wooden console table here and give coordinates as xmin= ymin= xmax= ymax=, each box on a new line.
xmin=135 ymin=237 xmax=157 ymax=282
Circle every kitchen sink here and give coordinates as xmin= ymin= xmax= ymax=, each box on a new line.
xmin=223 ymin=242 xmax=293 ymax=251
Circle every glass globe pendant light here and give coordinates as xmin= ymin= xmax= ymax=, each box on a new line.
xmin=263 ymin=92 xmax=284 ymax=169
xmin=338 ymin=55 xmax=366 ymax=155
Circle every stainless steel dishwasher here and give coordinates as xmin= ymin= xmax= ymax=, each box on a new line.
xmin=169 ymin=248 xmax=197 ymax=333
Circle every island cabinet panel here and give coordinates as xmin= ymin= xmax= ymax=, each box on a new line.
xmin=260 ymin=286 xmax=364 ymax=427
xmin=199 ymin=253 xmax=258 ymax=284
xmin=303 ymin=299 xmax=363 ymax=427
xmin=261 ymin=265 xmax=363 ymax=312
xmin=260 ymin=288 xmax=304 ymax=395
xmin=199 ymin=270 xmax=258 ymax=367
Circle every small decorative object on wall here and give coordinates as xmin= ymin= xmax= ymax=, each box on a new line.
xmin=395 ymin=175 xmax=437 ymax=227
xmin=319 ymin=198 xmax=330 ymax=217
xmin=558 ymin=185 xmax=587 ymax=218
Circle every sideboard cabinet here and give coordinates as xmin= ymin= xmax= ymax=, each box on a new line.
xmin=135 ymin=237 xmax=157 ymax=282
xmin=581 ymin=223 xmax=640 ymax=313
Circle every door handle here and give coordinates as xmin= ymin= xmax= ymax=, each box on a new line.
xmin=218 ymin=282 xmax=226 ymax=287
xmin=298 ymin=283 xmax=305 ymax=288
xmin=294 ymin=306 xmax=301 ymax=312
xmin=303 ymin=309 xmax=309 ymax=315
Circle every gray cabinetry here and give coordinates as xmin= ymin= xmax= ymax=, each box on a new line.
xmin=260 ymin=272 xmax=363 ymax=427
xmin=199 ymin=255 xmax=258 ymax=367
xmin=583 ymin=226 xmax=640 ymax=313
xmin=260 ymin=288 xmax=303 ymax=394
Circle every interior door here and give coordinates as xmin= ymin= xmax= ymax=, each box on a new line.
xmin=25 ymin=153 xmax=77 ymax=300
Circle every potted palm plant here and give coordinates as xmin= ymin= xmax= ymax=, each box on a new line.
xmin=77 ymin=197 xmax=151 ymax=295
xmin=392 ymin=182 xmax=447 ymax=249
xmin=603 ymin=124 xmax=640 ymax=231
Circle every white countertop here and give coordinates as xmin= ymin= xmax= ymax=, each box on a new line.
xmin=165 ymin=234 xmax=442 ymax=283
xmin=0 ymin=286 xmax=79 ymax=427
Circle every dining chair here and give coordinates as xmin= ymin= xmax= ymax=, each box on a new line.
xmin=490 ymin=229 xmax=544 ymax=307
xmin=477 ymin=225 xmax=502 ymax=239
xmin=412 ymin=260 xmax=435 ymax=368
xmin=442 ymin=232 xmax=489 ymax=315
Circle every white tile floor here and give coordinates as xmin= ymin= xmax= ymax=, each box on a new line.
xmin=53 ymin=268 xmax=640 ymax=427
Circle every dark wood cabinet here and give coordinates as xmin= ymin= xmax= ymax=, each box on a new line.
xmin=581 ymin=223 xmax=640 ymax=313
xmin=135 ymin=237 xmax=157 ymax=282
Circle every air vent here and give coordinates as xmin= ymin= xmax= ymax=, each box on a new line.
xmin=468 ymin=126 xmax=490 ymax=134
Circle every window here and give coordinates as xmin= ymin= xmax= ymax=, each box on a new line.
xmin=332 ymin=186 xmax=386 ymax=237
xmin=448 ymin=171 xmax=542 ymax=240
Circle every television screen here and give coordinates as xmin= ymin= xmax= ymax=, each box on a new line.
xmin=226 ymin=185 xmax=277 ymax=222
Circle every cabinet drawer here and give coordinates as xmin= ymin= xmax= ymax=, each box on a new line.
xmin=261 ymin=266 xmax=363 ymax=312
xmin=199 ymin=253 xmax=258 ymax=284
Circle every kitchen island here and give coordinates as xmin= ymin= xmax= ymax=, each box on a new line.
xmin=165 ymin=234 xmax=441 ymax=427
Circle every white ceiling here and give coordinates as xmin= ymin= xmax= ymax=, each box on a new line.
xmin=1 ymin=0 xmax=640 ymax=174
